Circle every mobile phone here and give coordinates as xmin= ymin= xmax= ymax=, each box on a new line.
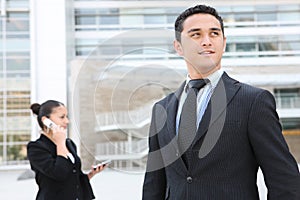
xmin=42 ymin=118 xmax=58 ymax=129
xmin=93 ymin=159 xmax=112 ymax=170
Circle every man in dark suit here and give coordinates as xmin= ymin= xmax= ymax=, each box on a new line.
xmin=142 ymin=4 xmax=300 ymax=200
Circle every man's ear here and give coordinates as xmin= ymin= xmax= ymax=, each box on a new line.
xmin=223 ymin=37 xmax=227 ymax=52
xmin=173 ymin=40 xmax=183 ymax=56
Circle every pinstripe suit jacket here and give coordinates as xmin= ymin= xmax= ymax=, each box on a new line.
xmin=142 ymin=72 xmax=300 ymax=200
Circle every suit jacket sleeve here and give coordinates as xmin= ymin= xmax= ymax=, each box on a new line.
xmin=80 ymin=171 xmax=96 ymax=200
xmin=27 ymin=140 xmax=74 ymax=181
xmin=142 ymin=103 xmax=167 ymax=200
xmin=248 ymin=90 xmax=300 ymax=199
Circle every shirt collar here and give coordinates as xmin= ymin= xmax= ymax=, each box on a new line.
xmin=208 ymin=69 xmax=224 ymax=88
xmin=184 ymin=69 xmax=224 ymax=91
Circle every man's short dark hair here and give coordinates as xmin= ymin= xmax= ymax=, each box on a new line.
xmin=174 ymin=5 xmax=224 ymax=42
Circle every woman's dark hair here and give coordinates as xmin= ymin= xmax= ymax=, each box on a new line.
xmin=174 ymin=4 xmax=224 ymax=42
xmin=30 ymin=100 xmax=64 ymax=129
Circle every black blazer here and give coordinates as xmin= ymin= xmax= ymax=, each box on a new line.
xmin=27 ymin=134 xmax=95 ymax=200
xmin=142 ymin=72 xmax=300 ymax=200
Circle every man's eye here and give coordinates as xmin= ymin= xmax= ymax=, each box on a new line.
xmin=191 ymin=33 xmax=200 ymax=37
xmin=211 ymin=32 xmax=219 ymax=36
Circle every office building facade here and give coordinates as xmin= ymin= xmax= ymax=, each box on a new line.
xmin=0 ymin=0 xmax=299 ymax=169
xmin=0 ymin=0 xmax=31 ymax=166
xmin=72 ymin=0 xmax=300 ymax=169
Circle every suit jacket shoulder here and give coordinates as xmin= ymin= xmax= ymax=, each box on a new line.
xmin=27 ymin=134 xmax=56 ymax=155
xmin=221 ymin=72 xmax=274 ymax=103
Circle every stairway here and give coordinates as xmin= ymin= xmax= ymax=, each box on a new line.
xmin=94 ymin=101 xmax=158 ymax=169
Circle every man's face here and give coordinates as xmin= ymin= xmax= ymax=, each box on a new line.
xmin=174 ymin=13 xmax=226 ymax=78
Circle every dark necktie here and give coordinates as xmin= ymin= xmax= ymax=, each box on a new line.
xmin=178 ymin=79 xmax=207 ymax=164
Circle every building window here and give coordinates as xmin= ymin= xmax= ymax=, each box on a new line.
xmin=144 ymin=15 xmax=166 ymax=24
xmin=275 ymin=88 xmax=300 ymax=109
xmin=99 ymin=15 xmax=119 ymax=25
xmin=236 ymin=43 xmax=256 ymax=52
xmin=281 ymin=118 xmax=300 ymax=135
xmin=6 ymin=0 xmax=29 ymax=8
xmin=257 ymin=13 xmax=277 ymax=21
xmin=0 ymin=91 xmax=31 ymax=164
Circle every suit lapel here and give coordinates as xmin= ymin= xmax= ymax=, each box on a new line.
xmin=66 ymin=139 xmax=78 ymax=162
xmin=192 ymin=72 xmax=241 ymax=146
xmin=162 ymin=82 xmax=189 ymax=171
xmin=165 ymin=82 xmax=185 ymax=142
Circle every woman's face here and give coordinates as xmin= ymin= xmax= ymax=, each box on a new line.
xmin=49 ymin=106 xmax=69 ymax=130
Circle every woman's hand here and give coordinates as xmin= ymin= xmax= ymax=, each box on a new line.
xmin=87 ymin=163 xmax=108 ymax=180
xmin=51 ymin=126 xmax=69 ymax=157
xmin=51 ymin=126 xmax=67 ymax=145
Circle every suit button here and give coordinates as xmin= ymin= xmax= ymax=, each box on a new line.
xmin=176 ymin=150 xmax=179 ymax=157
xmin=73 ymin=169 xmax=76 ymax=173
xmin=186 ymin=176 xmax=192 ymax=183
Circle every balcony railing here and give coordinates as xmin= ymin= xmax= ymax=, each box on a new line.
xmin=95 ymin=139 xmax=149 ymax=169
xmin=95 ymin=139 xmax=148 ymax=158
xmin=95 ymin=100 xmax=157 ymax=132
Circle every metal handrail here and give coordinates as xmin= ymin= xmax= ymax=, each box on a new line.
xmin=95 ymin=100 xmax=156 ymax=131
xmin=95 ymin=139 xmax=148 ymax=160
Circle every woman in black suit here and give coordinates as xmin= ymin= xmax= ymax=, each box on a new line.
xmin=27 ymin=100 xmax=106 ymax=200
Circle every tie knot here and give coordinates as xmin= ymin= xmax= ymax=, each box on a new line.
xmin=188 ymin=79 xmax=207 ymax=91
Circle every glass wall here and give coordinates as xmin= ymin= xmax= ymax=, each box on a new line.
xmin=74 ymin=4 xmax=300 ymax=58
xmin=0 ymin=0 xmax=31 ymax=165
xmin=275 ymin=88 xmax=300 ymax=109
xmin=275 ymin=88 xmax=300 ymax=135
xmin=72 ymin=1 xmax=300 ymax=167
xmin=225 ymin=35 xmax=300 ymax=57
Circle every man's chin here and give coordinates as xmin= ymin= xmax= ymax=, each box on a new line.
xmin=193 ymin=65 xmax=218 ymax=76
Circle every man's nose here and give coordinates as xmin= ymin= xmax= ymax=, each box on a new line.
xmin=200 ymin=35 xmax=212 ymax=46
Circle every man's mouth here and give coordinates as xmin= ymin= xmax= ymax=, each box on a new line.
xmin=198 ymin=50 xmax=215 ymax=55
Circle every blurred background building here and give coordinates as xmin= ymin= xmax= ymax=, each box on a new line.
xmin=0 ymin=0 xmax=299 ymax=170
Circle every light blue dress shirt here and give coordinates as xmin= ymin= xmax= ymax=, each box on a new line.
xmin=176 ymin=70 xmax=224 ymax=135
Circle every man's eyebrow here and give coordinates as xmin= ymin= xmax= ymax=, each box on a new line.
xmin=187 ymin=28 xmax=201 ymax=33
xmin=187 ymin=27 xmax=221 ymax=33
xmin=211 ymin=27 xmax=221 ymax=32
